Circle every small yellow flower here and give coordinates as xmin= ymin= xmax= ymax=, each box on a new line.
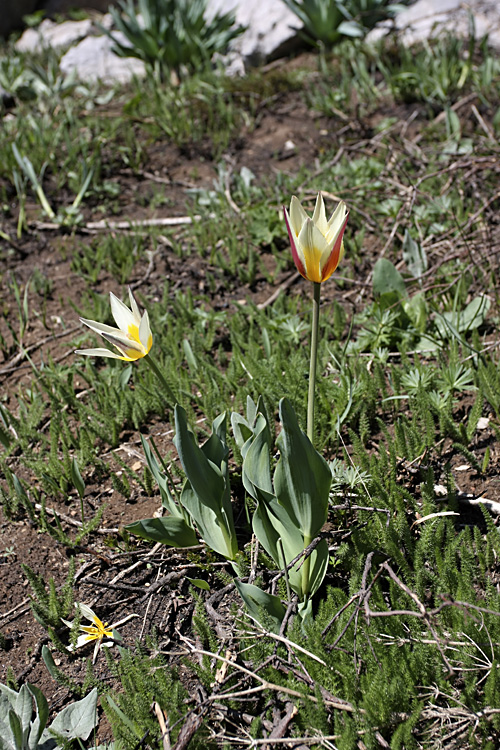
xmin=76 ymin=288 xmax=153 ymax=361
xmin=284 ymin=193 xmax=349 ymax=283
xmin=62 ymin=603 xmax=137 ymax=663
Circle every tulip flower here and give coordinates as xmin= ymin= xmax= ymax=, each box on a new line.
xmin=76 ymin=288 xmax=152 ymax=361
xmin=284 ymin=192 xmax=348 ymax=443
xmin=284 ymin=193 xmax=348 ymax=284
xmin=62 ymin=603 xmax=137 ymax=663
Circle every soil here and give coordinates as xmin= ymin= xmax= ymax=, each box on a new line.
xmin=1 ymin=54 xmax=500 ymax=746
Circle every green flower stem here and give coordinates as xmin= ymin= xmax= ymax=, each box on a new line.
xmin=301 ymin=534 xmax=312 ymax=600
xmin=307 ymin=282 xmax=321 ymax=444
xmin=143 ymin=355 xmax=176 ymax=406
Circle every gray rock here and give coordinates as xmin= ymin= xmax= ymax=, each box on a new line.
xmin=16 ymin=18 xmax=93 ymax=54
xmin=59 ymin=33 xmax=146 ymax=84
xmin=209 ymin=0 xmax=300 ymax=65
xmin=368 ymin=0 xmax=500 ymax=49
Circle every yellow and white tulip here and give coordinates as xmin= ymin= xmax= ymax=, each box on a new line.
xmin=62 ymin=603 xmax=137 ymax=663
xmin=284 ymin=193 xmax=348 ymax=283
xmin=76 ymin=288 xmax=152 ymax=361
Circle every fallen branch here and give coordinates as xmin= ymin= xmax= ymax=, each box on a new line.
xmin=32 ymin=215 xmax=202 ymax=232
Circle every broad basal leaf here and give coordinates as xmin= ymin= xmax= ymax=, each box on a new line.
xmin=274 ymin=398 xmax=331 ymax=541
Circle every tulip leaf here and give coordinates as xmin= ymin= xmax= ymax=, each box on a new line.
xmin=231 ymin=413 xmax=253 ymax=453
xmin=200 ymin=412 xmax=228 ymax=472
xmin=174 ymin=406 xmax=237 ymax=560
xmin=180 ymin=484 xmax=237 ymax=560
xmin=234 ymin=580 xmax=286 ymax=634
xmin=119 ymin=364 xmax=133 ymax=390
xmin=274 ymin=398 xmax=331 ymax=542
xmin=104 ymin=695 xmax=143 ymax=740
xmin=186 ymin=577 xmax=210 ymax=591
xmin=44 ymin=687 xmax=98 ymax=742
xmin=8 ymin=709 xmax=23 ymax=750
xmin=402 ymin=229 xmax=427 ymax=279
xmin=241 ymin=414 xmax=274 ymax=503
xmin=42 ymin=645 xmax=60 ymax=682
xmin=174 ymin=405 xmax=226 ymax=517
xmin=125 ymin=516 xmax=198 ymax=548
xmin=231 ymin=396 xmax=271 ymax=456
xmin=253 ymin=497 xmax=304 ymax=596
xmin=373 ymin=258 xmax=407 ymax=301
xmin=403 ymin=292 xmax=428 ymax=333
xmin=306 ymin=539 xmax=329 ymax=598
xmin=71 ymin=458 xmax=85 ymax=500
xmin=27 ymin=685 xmax=49 ymax=750
xmin=435 ymin=295 xmax=490 ymax=338
xmin=140 ymin=435 xmax=182 ymax=518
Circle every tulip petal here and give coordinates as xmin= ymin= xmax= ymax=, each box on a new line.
xmin=320 ymin=242 xmax=342 ymax=282
xmin=320 ymin=217 xmax=348 ymax=282
xmin=139 ymin=310 xmax=153 ymax=352
xmin=75 ymin=633 xmax=94 ymax=649
xmin=128 ymin=288 xmax=141 ymax=320
xmin=325 ymin=201 xmax=348 ymax=242
xmin=77 ymin=602 xmax=98 ymax=621
xmin=298 ymin=219 xmax=329 ymax=284
xmin=110 ymin=292 xmax=139 ymax=334
xmin=109 ymin=613 xmax=139 ymax=629
xmin=100 ymin=333 xmax=147 ymax=361
xmin=312 ymin=193 xmax=328 ymax=234
xmin=92 ymin=640 xmax=101 ymax=664
xmin=284 ymin=206 xmax=307 ymax=278
xmin=75 ymin=347 xmax=129 ymax=360
xmin=289 ymin=196 xmax=309 ymax=236
xmin=79 ymin=318 xmax=125 ymax=338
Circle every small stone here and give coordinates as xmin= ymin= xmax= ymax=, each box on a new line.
xmin=16 ymin=18 xmax=93 ymax=54
xmin=60 ymin=34 xmax=146 ymax=84
xmin=477 ymin=417 xmax=490 ymax=430
xmin=434 ymin=484 xmax=447 ymax=496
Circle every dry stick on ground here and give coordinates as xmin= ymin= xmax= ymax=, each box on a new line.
xmin=174 ymin=639 xmax=358 ymax=714
xmin=364 ymin=560 xmax=456 ymax=677
xmin=0 ymin=324 xmax=80 ymax=375
xmin=32 ymin=216 xmax=202 ymax=232
xmin=152 ymin=702 xmax=171 ymax=750
xmin=83 ymin=569 xmax=188 ymax=602
xmin=265 ymin=702 xmax=299 ymax=748
xmin=205 ymin=581 xmax=236 ymax=624
xmin=257 ymin=270 xmax=301 ymax=310
xmin=321 ymin=552 xmax=481 ymax=680
xmin=33 ymin=502 xmax=119 ymax=535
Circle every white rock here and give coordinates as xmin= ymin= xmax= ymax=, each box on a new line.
xmin=368 ymin=0 xmax=500 ymax=49
xmin=16 ymin=17 xmax=93 ymax=53
xmin=477 ymin=417 xmax=490 ymax=430
xmin=434 ymin=484 xmax=448 ymax=496
xmin=60 ymin=33 xmax=146 ymax=84
xmin=208 ymin=0 xmax=299 ymax=64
